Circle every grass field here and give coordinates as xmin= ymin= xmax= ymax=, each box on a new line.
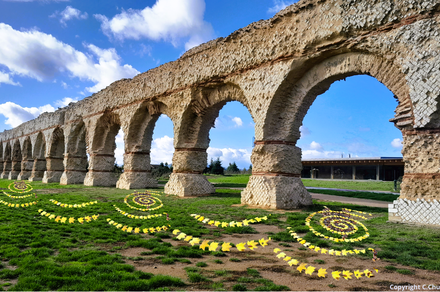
xmin=0 ymin=179 xmax=438 ymax=291
xmin=205 ymin=175 xmax=399 ymax=193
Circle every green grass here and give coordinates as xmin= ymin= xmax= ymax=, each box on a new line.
xmin=307 ymin=189 xmax=398 ymax=202
xmin=0 ymin=178 xmax=439 ymax=291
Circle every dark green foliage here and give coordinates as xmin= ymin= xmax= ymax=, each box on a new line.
xmin=232 ymin=283 xmax=247 ymax=291
xmin=196 ymin=262 xmax=208 ymax=267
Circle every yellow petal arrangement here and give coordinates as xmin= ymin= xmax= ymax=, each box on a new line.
xmin=38 ymin=209 xmax=99 ymax=223
xmin=7 ymin=181 xmax=33 ymax=193
xmin=273 ymin=248 xmax=378 ymax=279
xmin=0 ymin=199 xmax=37 ymax=208
xmin=49 ymin=199 xmax=98 ymax=208
xmin=171 ymin=227 xmax=272 ymax=252
xmin=2 ymin=191 xmax=34 ymax=199
xmin=106 ymin=218 xmax=170 ymax=234
xmin=113 ymin=205 xmax=164 ymax=219
xmin=124 ymin=192 xmax=163 ymax=211
xmin=190 ymin=214 xmax=268 ymax=228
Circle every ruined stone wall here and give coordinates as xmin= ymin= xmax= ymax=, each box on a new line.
xmin=0 ymin=0 xmax=439 ymax=223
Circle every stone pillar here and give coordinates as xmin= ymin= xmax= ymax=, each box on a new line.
xmin=18 ymin=159 xmax=34 ymax=180
xmin=241 ymin=142 xmax=312 ymax=209
xmin=1 ymin=160 xmax=11 ymax=179
xmin=117 ymin=151 xmax=157 ymax=189
xmin=376 ymin=165 xmax=380 ymax=181
xmin=352 ymin=166 xmax=356 ymax=180
xmin=84 ymin=154 xmax=117 ymax=186
xmin=60 ymin=155 xmax=88 ymax=185
xmin=389 ymin=131 xmax=440 ymax=225
xmin=8 ymin=159 xmax=21 ymax=180
xmin=331 ymin=166 xmax=334 ymax=179
xmin=29 ymin=159 xmax=46 ymax=181
xmin=165 ymin=148 xmax=215 ymax=197
xmin=43 ymin=157 xmax=64 ymax=183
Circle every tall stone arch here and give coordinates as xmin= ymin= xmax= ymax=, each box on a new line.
xmin=116 ymin=101 xmax=170 ymax=189
xmin=242 ymin=52 xmax=412 ymax=209
xmin=60 ymin=121 xmax=88 ymax=185
xmin=165 ymin=83 xmax=253 ymax=196
xmin=29 ymin=132 xmax=47 ymax=181
xmin=84 ymin=112 xmax=121 ymax=186
xmin=43 ymin=127 xmax=65 ymax=183
xmin=9 ymin=140 xmax=22 ymax=180
xmin=18 ymin=137 xmax=33 ymax=180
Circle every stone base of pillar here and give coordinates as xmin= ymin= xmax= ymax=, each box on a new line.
xmin=400 ymin=174 xmax=440 ymax=201
xmin=0 ymin=172 xmax=10 ymax=179
xmin=241 ymin=176 xmax=313 ymax=209
xmin=42 ymin=171 xmax=63 ymax=183
xmin=116 ymin=172 xmax=158 ymax=190
xmin=18 ymin=171 xmax=32 ymax=180
xmin=84 ymin=171 xmax=118 ymax=187
xmin=60 ymin=171 xmax=87 ymax=185
xmin=8 ymin=171 xmax=20 ymax=180
xmin=164 ymin=173 xmax=215 ymax=197
xmin=389 ymin=198 xmax=440 ymax=225
xmin=29 ymin=172 xmax=44 ymax=181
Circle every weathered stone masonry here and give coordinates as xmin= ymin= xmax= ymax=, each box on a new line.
xmin=1 ymin=0 xmax=440 ymax=224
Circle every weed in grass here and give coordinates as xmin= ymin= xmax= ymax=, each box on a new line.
xmin=278 ymin=243 xmax=291 ymax=247
xmin=232 ymin=283 xmax=248 ymax=291
xmin=247 ymin=268 xmax=260 ymax=277
xmin=328 ymin=284 xmax=337 ymax=288
xmin=187 ymin=272 xmax=210 ymax=283
xmin=397 ymin=269 xmax=414 ymax=275
xmin=214 ymin=259 xmax=223 ymax=264
xmin=229 ymin=258 xmax=241 ymax=262
xmin=162 ymin=258 xmax=176 ymax=264
xmin=314 ymin=259 xmax=325 ymax=264
xmin=211 ymin=282 xmax=224 ymax=290
xmin=140 ymin=251 xmax=154 ymax=256
xmin=177 ymin=258 xmax=191 ymax=264
xmin=254 ymin=283 xmax=290 ymax=291
xmin=237 ymin=277 xmax=254 ymax=283
xmin=211 ymin=251 xmax=226 ymax=257
xmin=196 ymin=262 xmax=208 ymax=267
xmin=184 ymin=267 xmax=200 ymax=273
xmin=298 ymin=247 xmax=307 ymax=251
xmin=214 ymin=270 xmax=228 ymax=276
xmin=385 ymin=265 xmax=397 ymax=271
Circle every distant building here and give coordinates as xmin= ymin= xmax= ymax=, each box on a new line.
xmin=301 ymin=157 xmax=403 ymax=181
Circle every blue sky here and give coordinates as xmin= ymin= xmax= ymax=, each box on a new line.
xmin=0 ymin=0 xmax=402 ymax=169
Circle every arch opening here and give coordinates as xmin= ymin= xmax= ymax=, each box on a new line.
xmin=18 ymin=137 xmax=33 ymax=180
xmin=85 ymin=113 xmax=121 ymax=187
xmin=9 ymin=140 xmax=22 ymax=180
xmin=43 ymin=127 xmax=65 ymax=183
xmin=1 ymin=143 xmax=11 ymax=179
xmin=29 ymin=132 xmax=46 ymax=181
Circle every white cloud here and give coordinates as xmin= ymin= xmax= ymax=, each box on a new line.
xmin=299 ymin=125 xmax=310 ymax=138
xmin=95 ymin=0 xmax=214 ymax=50
xmin=391 ymin=138 xmax=403 ymax=148
xmin=54 ymin=97 xmax=78 ymax=108
xmin=50 ymin=6 xmax=88 ymax=26
xmin=0 ymin=71 xmax=20 ymax=86
xmin=231 ymin=117 xmax=243 ymax=127
xmin=114 ymin=129 xmax=125 ymax=166
xmin=0 ymin=23 xmax=139 ymax=93
xmin=310 ymin=141 xmax=322 ymax=151
xmin=268 ymin=0 xmax=297 ymax=14
xmin=207 ymin=147 xmax=251 ymax=169
xmin=0 ymin=101 xmax=55 ymax=128
xmin=302 ymin=149 xmax=342 ymax=160
xmin=150 ymin=135 xmax=174 ymax=164
xmin=61 ymin=81 xmax=69 ymax=89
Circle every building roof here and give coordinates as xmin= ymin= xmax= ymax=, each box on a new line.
xmin=302 ymin=157 xmax=403 ymax=166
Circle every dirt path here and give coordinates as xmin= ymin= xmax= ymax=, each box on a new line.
xmin=310 ymin=193 xmax=390 ymax=208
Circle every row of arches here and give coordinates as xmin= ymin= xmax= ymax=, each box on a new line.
xmin=0 ymin=53 xmax=415 ymax=209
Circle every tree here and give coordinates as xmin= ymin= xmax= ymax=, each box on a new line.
xmin=226 ymin=162 xmax=240 ymax=173
xmin=210 ymin=157 xmax=224 ymax=175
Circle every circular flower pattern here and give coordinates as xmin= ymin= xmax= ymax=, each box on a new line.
xmin=124 ymin=191 xmax=163 ymax=211
xmin=8 ymin=181 xmax=33 ymax=193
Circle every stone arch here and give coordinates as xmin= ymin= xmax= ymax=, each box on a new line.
xmin=242 ymin=52 xmax=413 ymax=209
xmin=43 ymin=127 xmax=65 ymax=183
xmin=84 ymin=112 xmax=121 ymax=186
xmin=29 ymin=132 xmax=47 ymax=181
xmin=165 ymin=83 xmax=252 ymax=197
xmin=1 ymin=142 xmax=11 ymax=179
xmin=18 ymin=137 xmax=33 ymax=180
xmin=117 ymin=101 xmax=170 ymax=189
xmin=60 ymin=121 xmax=88 ymax=185
xmin=9 ymin=140 xmax=22 ymax=180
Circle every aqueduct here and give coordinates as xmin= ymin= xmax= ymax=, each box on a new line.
xmin=1 ymin=0 xmax=440 ymax=225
